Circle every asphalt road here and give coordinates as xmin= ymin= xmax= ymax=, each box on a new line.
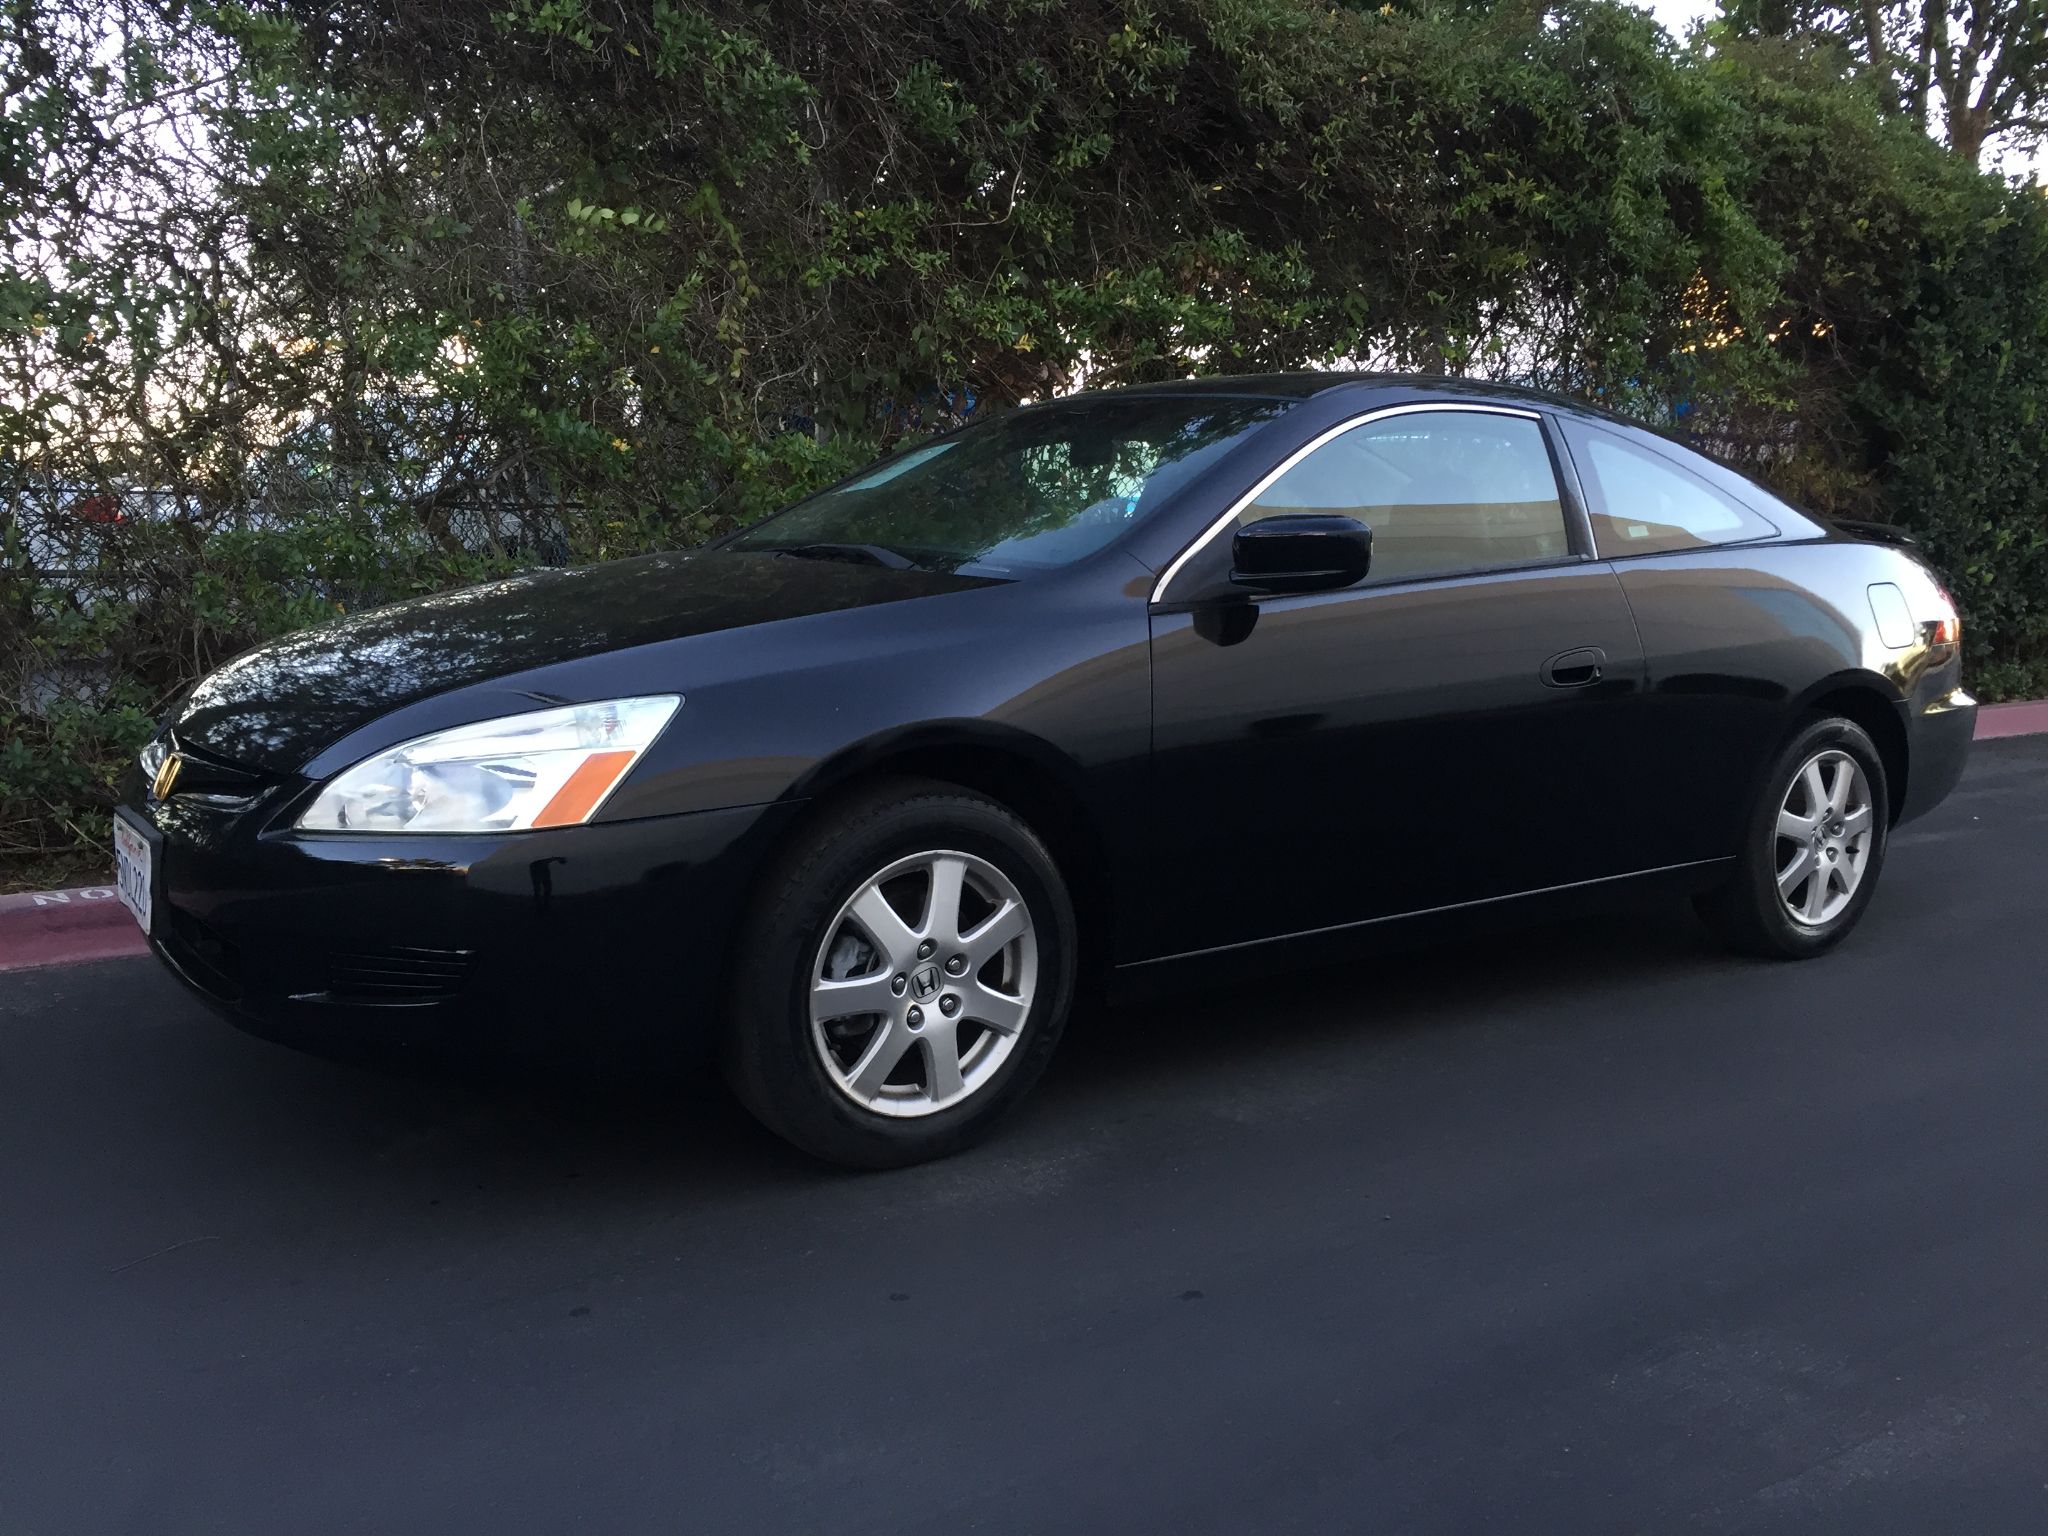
xmin=4 ymin=737 xmax=2045 ymax=1535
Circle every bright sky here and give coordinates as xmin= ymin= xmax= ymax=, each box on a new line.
xmin=1639 ymin=0 xmax=2045 ymax=179
xmin=1640 ymin=0 xmax=1729 ymax=35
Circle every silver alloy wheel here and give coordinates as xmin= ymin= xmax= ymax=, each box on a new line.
xmin=1774 ymin=748 xmax=1875 ymax=928
xmin=809 ymin=849 xmax=1038 ymax=1118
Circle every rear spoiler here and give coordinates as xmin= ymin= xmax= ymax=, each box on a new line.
xmin=1829 ymin=517 xmax=1919 ymax=550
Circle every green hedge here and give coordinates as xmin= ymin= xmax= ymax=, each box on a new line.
xmin=4 ymin=0 xmax=2046 ymax=870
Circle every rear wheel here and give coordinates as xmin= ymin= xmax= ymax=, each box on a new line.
xmin=725 ymin=780 xmax=1076 ymax=1168
xmin=1695 ymin=716 xmax=1890 ymax=959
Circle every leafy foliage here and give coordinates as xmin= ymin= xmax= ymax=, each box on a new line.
xmin=4 ymin=0 xmax=2047 ymax=867
xmin=1716 ymin=0 xmax=2047 ymax=164
xmin=1704 ymin=39 xmax=2048 ymax=680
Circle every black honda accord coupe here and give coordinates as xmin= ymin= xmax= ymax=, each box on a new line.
xmin=117 ymin=374 xmax=1976 ymax=1166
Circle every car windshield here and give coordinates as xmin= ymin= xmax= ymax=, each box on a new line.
xmin=728 ymin=395 xmax=1290 ymax=576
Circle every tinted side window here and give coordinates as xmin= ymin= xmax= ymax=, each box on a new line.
xmin=1240 ymin=411 xmax=1568 ymax=583
xmin=1574 ymin=429 xmax=1780 ymax=556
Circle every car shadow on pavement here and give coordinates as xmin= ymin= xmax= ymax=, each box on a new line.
xmin=69 ymin=895 xmax=1725 ymax=1219
xmin=1055 ymin=899 xmax=1719 ymax=1090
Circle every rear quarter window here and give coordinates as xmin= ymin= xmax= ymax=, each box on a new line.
xmin=1568 ymin=426 xmax=1782 ymax=556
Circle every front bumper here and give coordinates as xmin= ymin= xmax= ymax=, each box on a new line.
xmin=132 ymin=785 xmax=802 ymax=1067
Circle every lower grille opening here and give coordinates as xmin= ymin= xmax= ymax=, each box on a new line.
xmin=325 ymin=946 xmax=476 ymax=1005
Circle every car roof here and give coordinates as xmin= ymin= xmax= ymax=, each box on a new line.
xmin=1055 ymin=372 xmax=1772 ymax=467
xmin=1041 ymin=371 xmax=1613 ymax=416
xmin=1064 ymin=372 xmax=1359 ymax=401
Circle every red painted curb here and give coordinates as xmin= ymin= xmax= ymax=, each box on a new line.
xmin=1975 ymin=699 xmax=2048 ymax=741
xmin=0 ymin=888 xmax=148 ymax=972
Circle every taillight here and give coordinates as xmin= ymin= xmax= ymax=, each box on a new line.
xmin=1928 ymin=576 xmax=1960 ymax=648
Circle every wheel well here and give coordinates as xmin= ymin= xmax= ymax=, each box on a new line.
xmin=1811 ymin=685 xmax=1909 ymax=824
xmin=791 ymin=743 xmax=1115 ymax=976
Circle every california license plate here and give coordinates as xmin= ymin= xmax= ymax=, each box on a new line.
xmin=113 ymin=815 xmax=153 ymax=935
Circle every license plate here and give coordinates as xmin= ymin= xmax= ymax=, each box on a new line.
xmin=113 ymin=815 xmax=152 ymax=935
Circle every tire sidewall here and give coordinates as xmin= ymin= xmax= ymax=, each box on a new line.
xmin=733 ymin=790 xmax=1077 ymax=1166
xmin=1742 ymin=717 xmax=1890 ymax=957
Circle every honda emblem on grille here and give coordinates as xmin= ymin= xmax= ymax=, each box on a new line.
xmin=151 ymin=752 xmax=184 ymax=802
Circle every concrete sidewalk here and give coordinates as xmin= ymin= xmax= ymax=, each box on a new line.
xmin=5 ymin=697 xmax=2045 ymax=974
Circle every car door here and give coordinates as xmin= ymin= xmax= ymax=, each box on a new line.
xmin=1136 ymin=403 xmax=1650 ymax=962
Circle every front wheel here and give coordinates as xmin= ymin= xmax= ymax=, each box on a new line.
xmin=1695 ymin=716 xmax=1890 ymax=959
xmin=724 ymin=780 xmax=1077 ymax=1168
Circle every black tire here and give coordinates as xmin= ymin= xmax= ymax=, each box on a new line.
xmin=1694 ymin=715 xmax=1891 ymax=959
xmin=723 ymin=778 xmax=1077 ymax=1169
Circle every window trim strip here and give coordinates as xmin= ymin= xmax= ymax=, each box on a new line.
xmin=1148 ymin=401 xmax=1547 ymax=606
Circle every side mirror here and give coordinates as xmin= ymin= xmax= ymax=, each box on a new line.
xmin=1231 ymin=514 xmax=1373 ymax=595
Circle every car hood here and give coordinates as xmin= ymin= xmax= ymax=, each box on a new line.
xmin=170 ymin=549 xmax=997 ymax=772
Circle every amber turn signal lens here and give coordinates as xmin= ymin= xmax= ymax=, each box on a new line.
xmin=531 ymin=750 xmax=638 ymax=828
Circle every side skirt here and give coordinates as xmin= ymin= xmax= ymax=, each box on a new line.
xmin=1107 ymin=857 xmax=1733 ymax=1001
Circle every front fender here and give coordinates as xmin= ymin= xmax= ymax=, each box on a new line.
xmin=791 ymin=718 xmax=1092 ymax=805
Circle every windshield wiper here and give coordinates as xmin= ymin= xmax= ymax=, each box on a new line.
xmin=764 ymin=542 xmax=917 ymax=570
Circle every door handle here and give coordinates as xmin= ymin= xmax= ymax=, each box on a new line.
xmin=1540 ymin=646 xmax=1605 ymax=688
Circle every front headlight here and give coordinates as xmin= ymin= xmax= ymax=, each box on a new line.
xmin=297 ymin=695 xmax=680 ymax=834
